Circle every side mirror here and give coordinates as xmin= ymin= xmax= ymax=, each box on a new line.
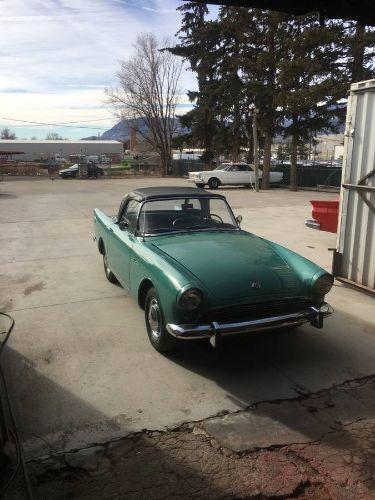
xmin=118 ymin=220 xmax=129 ymax=231
xmin=236 ymin=214 xmax=243 ymax=226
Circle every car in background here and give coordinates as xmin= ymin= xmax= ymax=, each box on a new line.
xmin=58 ymin=163 xmax=105 ymax=179
xmin=188 ymin=163 xmax=283 ymax=189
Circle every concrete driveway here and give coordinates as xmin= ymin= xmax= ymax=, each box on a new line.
xmin=0 ymin=177 xmax=374 ymax=460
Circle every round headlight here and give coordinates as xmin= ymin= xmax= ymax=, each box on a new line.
xmin=313 ymin=274 xmax=334 ymax=296
xmin=179 ymin=288 xmax=202 ymax=311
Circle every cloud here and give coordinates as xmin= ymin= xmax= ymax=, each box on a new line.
xmin=0 ymin=87 xmax=34 ymax=93
xmin=142 ymin=6 xmax=176 ymax=13
xmin=0 ymin=0 xmax=196 ymax=138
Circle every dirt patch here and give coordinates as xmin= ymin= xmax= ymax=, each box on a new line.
xmin=23 ymin=282 xmax=45 ymax=296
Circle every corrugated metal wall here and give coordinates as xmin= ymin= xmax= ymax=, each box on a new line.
xmin=336 ymin=80 xmax=375 ymax=291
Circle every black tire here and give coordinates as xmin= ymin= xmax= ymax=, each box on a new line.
xmin=145 ymin=287 xmax=176 ymax=353
xmin=208 ymin=177 xmax=220 ymax=189
xmin=103 ymin=253 xmax=118 ymax=284
xmin=195 ymin=183 xmax=205 ymax=189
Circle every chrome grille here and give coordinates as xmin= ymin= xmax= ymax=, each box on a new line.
xmin=200 ymin=298 xmax=312 ymax=323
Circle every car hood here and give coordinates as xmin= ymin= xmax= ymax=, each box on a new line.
xmin=150 ymin=231 xmax=303 ymax=300
xmin=189 ymin=170 xmax=218 ymax=175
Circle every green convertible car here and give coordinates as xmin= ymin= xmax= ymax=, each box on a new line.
xmin=93 ymin=187 xmax=333 ymax=353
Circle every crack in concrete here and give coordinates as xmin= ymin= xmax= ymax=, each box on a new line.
xmin=7 ymin=293 xmax=127 ymax=312
xmin=27 ymin=372 xmax=375 ymax=465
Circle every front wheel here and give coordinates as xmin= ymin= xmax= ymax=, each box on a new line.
xmin=145 ymin=287 xmax=176 ymax=353
xmin=208 ymin=177 xmax=220 ymax=189
xmin=195 ymin=183 xmax=205 ymax=189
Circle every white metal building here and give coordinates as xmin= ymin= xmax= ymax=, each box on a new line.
xmin=0 ymin=140 xmax=123 ymax=161
xmin=334 ymin=79 xmax=375 ymax=293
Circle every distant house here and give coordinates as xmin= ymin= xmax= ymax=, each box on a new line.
xmin=0 ymin=140 xmax=123 ymax=162
xmin=313 ymin=134 xmax=344 ymax=160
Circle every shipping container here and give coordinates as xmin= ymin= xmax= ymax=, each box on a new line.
xmin=333 ymin=79 xmax=375 ymax=293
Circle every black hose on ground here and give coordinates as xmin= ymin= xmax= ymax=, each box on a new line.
xmin=0 ymin=312 xmax=33 ymax=499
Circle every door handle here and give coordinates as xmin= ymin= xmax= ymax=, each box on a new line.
xmin=131 ymin=257 xmax=138 ymax=265
xmin=108 ymin=227 xmax=114 ymax=232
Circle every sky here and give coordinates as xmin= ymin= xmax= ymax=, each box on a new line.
xmin=0 ymin=0 xmax=203 ymax=139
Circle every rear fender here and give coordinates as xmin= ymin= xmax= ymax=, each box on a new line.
xmin=93 ymin=208 xmax=114 ymax=253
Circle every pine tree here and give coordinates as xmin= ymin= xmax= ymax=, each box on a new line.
xmin=345 ymin=22 xmax=375 ymax=82
xmin=215 ymin=7 xmax=247 ymax=161
xmin=276 ymin=16 xmax=346 ymax=190
xmin=170 ymin=2 xmax=221 ymax=166
xmin=238 ymin=9 xmax=288 ymax=188
xmin=171 ymin=5 xmax=374 ymax=187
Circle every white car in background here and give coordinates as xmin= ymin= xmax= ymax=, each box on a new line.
xmin=188 ymin=163 xmax=283 ymax=189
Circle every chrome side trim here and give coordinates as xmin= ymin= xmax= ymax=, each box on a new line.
xmin=305 ymin=219 xmax=321 ymax=230
xmin=166 ymin=304 xmax=333 ymax=340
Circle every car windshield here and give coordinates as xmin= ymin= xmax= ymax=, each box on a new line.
xmin=139 ymin=197 xmax=237 ymax=235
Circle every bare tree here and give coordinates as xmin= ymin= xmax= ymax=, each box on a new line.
xmin=106 ymin=33 xmax=183 ymax=174
xmin=46 ymin=132 xmax=63 ymax=140
xmin=1 ymin=127 xmax=16 ymax=139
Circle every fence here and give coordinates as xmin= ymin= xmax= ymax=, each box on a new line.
xmin=171 ymin=160 xmax=205 ymax=176
xmin=276 ymin=164 xmax=342 ymax=188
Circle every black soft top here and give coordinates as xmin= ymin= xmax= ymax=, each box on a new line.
xmin=117 ymin=186 xmax=226 ymax=221
xmin=129 ymin=186 xmax=225 ymax=201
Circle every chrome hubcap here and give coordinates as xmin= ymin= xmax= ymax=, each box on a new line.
xmin=148 ymin=298 xmax=161 ymax=339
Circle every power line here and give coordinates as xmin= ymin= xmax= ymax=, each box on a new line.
xmin=0 ymin=116 xmax=113 ymax=130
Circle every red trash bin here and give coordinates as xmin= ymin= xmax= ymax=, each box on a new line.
xmin=305 ymin=200 xmax=339 ymax=233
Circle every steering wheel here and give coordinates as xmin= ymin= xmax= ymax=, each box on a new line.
xmin=209 ymin=213 xmax=224 ymax=224
xmin=172 ymin=215 xmax=202 ymax=227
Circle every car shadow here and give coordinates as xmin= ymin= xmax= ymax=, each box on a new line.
xmin=2 ymin=346 xmax=232 ymax=499
xmin=166 ymin=309 xmax=375 ymax=438
xmin=165 ymin=310 xmax=375 ymax=487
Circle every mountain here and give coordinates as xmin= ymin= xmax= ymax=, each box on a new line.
xmin=100 ymin=117 xmax=188 ymax=142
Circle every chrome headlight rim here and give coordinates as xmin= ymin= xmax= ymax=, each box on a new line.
xmin=312 ymin=273 xmax=334 ymax=296
xmin=179 ymin=287 xmax=203 ymax=311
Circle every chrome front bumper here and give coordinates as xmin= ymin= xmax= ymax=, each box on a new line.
xmin=166 ymin=303 xmax=333 ymax=341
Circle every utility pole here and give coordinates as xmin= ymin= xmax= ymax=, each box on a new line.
xmin=250 ymin=104 xmax=260 ymax=192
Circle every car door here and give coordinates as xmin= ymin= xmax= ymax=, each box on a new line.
xmin=237 ymin=164 xmax=253 ymax=184
xmin=107 ymin=199 xmax=140 ymax=289
xmin=225 ymin=165 xmax=241 ymax=184
xmin=226 ymin=164 xmax=248 ymax=185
